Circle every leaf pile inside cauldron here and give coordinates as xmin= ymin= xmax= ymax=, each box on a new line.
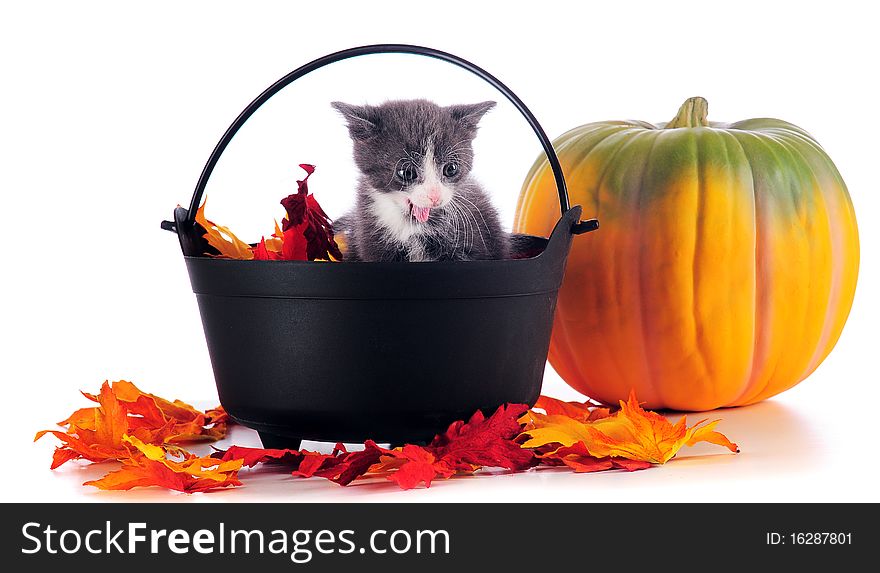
xmin=194 ymin=163 xmax=343 ymax=262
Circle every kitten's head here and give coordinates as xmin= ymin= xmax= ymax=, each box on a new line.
xmin=332 ymin=99 xmax=495 ymax=224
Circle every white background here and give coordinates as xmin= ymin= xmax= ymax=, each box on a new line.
xmin=2 ymin=0 xmax=877 ymax=502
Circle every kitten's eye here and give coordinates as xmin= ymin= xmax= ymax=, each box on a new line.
xmin=443 ymin=162 xmax=459 ymax=178
xmin=396 ymin=164 xmax=418 ymax=183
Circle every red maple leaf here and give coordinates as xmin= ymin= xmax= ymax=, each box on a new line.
xmin=280 ymin=164 xmax=343 ymax=261
xmin=288 ymin=405 xmax=537 ymax=490
xmin=292 ymin=441 xmax=388 ymax=486
xmin=428 ymin=404 xmax=536 ymax=472
xmin=384 ymin=445 xmax=454 ymax=490
xmin=214 ymin=445 xmax=303 ymax=468
xmin=369 ymin=404 xmax=538 ymax=489
xmin=252 ymin=237 xmax=282 ymax=261
xmin=541 ymin=441 xmax=652 ymax=473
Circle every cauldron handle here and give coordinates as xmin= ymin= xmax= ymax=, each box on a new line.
xmin=162 ymin=44 xmax=598 ymax=241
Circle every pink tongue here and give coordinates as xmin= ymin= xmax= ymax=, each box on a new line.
xmin=412 ymin=205 xmax=431 ymax=222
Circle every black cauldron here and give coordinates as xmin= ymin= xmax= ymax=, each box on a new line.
xmin=162 ymin=45 xmax=598 ymax=449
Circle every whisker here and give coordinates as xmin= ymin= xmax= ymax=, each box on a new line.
xmin=452 ymin=196 xmax=486 ymax=250
xmin=454 ymin=195 xmax=491 ymax=238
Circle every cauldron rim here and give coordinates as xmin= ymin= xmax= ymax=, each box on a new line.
xmin=182 ymin=211 xmax=573 ymax=267
xmin=182 ymin=207 xmax=583 ymax=301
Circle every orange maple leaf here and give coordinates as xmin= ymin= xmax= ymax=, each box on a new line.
xmin=194 ymin=199 xmax=254 ymax=260
xmin=37 ymin=381 xmax=230 ymax=469
xmin=533 ymin=395 xmax=611 ymax=423
xmin=35 ymin=381 xmax=131 ymax=468
xmin=85 ymin=435 xmax=243 ymax=494
xmin=267 ymin=220 xmax=285 ymax=253
xmin=520 ymin=391 xmax=738 ymax=464
xmin=86 ymin=380 xmax=228 ymax=443
xmin=112 ymin=380 xmax=229 ymax=443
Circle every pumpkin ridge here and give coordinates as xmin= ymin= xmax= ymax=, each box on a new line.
xmin=719 ymin=130 xmax=761 ymax=406
xmin=548 ymin=127 xmax=640 ymax=397
xmin=754 ymin=132 xmax=829 ymax=401
xmin=581 ymin=127 xmax=646 ymax=239
xmin=550 ymin=128 xmax=656 ymax=404
xmin=634 ymin=130 xmax=669 ymax=408
xmin=731 ymin=118 xmax=820 ymax=147
xmin=689 ymin=130 xmax=714 ymax=400
xmin=793 ymin=137 xmax=860 ymax=378
xmin=753 ymin=134 xmax=839 ymax=402
xmin=593 ymin=130 xmax=658 ymax=402
xmin=733 ymin=130 xmax=805 ymax=405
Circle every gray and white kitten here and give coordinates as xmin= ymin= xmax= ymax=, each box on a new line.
xmin=332 ymin=99 xmax=508 ymax=262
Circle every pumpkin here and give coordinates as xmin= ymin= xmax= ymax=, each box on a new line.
xmin=514 ymin=97 xmax=859 ymax=411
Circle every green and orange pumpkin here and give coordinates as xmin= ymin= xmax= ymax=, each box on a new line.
xmin=515 ymin=97 xmax=859 ymax=411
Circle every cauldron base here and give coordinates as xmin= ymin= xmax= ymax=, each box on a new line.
xmin=240 ymin=410 xmax=458 ymax=450
xmin=257 ymin=432 xmax=429 ymax=451
xmin=257 ymin=432 xmax=302 ymax=451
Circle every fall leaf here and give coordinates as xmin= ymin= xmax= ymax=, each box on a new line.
xmin=194 ymin=199 xmax=254 ymax=260
xmin=194 ymin=164 xmax=341 ymax=262
xmin=252 ymin=237 xmax=280 ymax=260
xmin=97 ymin=380 xmax=227 ymax=443
xmin=518 ymin=411 xmax=593 ymax=450
xmin=334 ymin=231 xmax=348 ymax=257
xmin=280 ymin=164 xmax=343 ymax=261
xmin=214 ymin=445 xmax=303 ymax=468
xmin=294 ymin=445 xmax=349 ymax=480
xmin=204 ymin=405 xmax=230 ymax=427
xmin=292 ymin=441 xmax=388 ymax=486
xmin=270 ymin=220 xmax=285 ymax=252
xmin=281 ymin=164 xmax=316 ymax=228
xmin=373 ymin=403 xmax=535 ymax=489
xmin=290 ymin=405 xmax=536 ymax=489
xmin=533 ymin=395 xmax=611 ymax=423
xmin=92 ymin=381 xmax=127 ymax=447
xmin=35 ymin=430 xmax=121 ymax=469
xmin=57 ymin=405 xmax=101 ymax=430
xmin=40 ymin=381 xmax=738 ymax=493
xmin=252 ymin=221 xmax=286 ymax=261
xmin=37 ymin=381 xmax=229 ymax=469
xmin=686 ymin=421 xmax=740 ymax=451
xmin=520 ymin=390 xmax=738 ymax=464
xmin=428 ymin=404 xmax=536 ymax=473
xmin=383 ymin=445 xmax=454 ymax=490
xmin=85 ymin=435 xmax=242 ymax=493
xmin=35 ymin=381 xmax=131 ymax=468
xmin=539 ymin=442 xmax=652 ymax=473
xmin=108 ymin=380 xmax=187 ymax=418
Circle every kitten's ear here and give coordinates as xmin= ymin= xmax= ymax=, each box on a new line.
xmin=449 ymin=101 xmax=496 ymax=131
xmin=332 ymin=101 xmax=381 ymax=140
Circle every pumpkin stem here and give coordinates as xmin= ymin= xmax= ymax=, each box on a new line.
xmin=666 ymin=97 xmax=709 ymax=128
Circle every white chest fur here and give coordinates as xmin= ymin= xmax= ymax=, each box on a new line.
xmin=367 ymin=189 xmax=428 ymax=244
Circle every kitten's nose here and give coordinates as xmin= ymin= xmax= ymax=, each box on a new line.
xmin=427 ymin=187 xmax=441 ymax=206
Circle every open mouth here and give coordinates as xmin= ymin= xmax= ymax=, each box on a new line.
xmin=406 ymin=199 xmax=432 ymax=223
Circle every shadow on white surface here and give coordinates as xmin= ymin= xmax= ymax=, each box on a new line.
xmin=671 ymin=399 xmax=819 ymax=469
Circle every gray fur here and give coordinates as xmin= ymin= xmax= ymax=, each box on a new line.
xmin=332 ymin=99 xmax=508 ymax=262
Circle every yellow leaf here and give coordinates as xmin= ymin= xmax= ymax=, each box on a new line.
xmin=194 ymin=199 xmax=254 ymax=260
xmin=83 ymin=435 xmax=243 ymax=493
xmin=520 ymin=391 xmax=738 ymax=464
